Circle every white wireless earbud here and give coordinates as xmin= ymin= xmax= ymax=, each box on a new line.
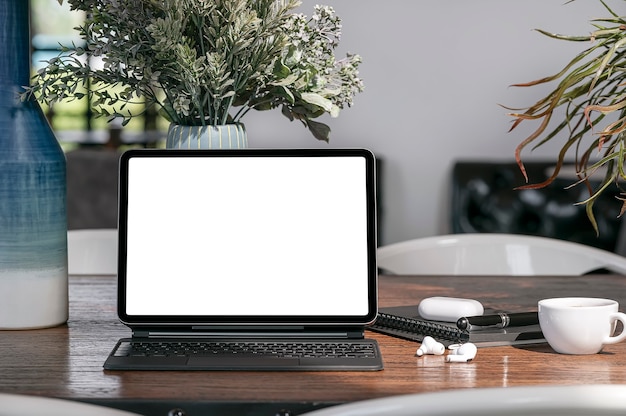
xmin=416 ymin=336 xmax=445 ymax=356
xmin=445 ymin=342 xmax=477 ymax=362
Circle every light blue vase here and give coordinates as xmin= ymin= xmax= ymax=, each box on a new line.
xmin=166 ymin=123 xmax=248 ymax=149
xmin=0 ymin=1 xmax=68 ymax=328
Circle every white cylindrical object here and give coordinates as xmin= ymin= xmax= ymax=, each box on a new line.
xmin=418 ymin=297 xmax=484 ymax=322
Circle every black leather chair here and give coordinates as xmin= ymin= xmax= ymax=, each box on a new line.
xmin=451 ymin=160 xmax=624 ymax=252
xmin=66 ymin=148 xmax=121 ymax=230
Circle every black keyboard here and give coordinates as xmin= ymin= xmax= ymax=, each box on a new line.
xmin=104 ymin=338 xmax=384 ymax=371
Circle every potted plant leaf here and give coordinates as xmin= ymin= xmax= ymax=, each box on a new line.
xmin=506 ymin=0 xmax=625 ymax=233
xmin=25 ymin=0 xmax=364 ymax=148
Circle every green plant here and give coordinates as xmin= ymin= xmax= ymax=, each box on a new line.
xmin=25 ymin=0 xmax=363 ymax=142
xmin=506 ymin=0 xmax=626 ymax=233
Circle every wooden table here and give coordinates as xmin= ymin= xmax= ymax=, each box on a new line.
xmin=2 ymin=274 xmax=626 ymax=415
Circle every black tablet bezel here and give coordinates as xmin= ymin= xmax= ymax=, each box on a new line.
xmin=116 ymin=148 xmax=378 ymax=328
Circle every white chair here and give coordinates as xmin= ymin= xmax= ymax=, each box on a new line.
xmin=0 ymin=392 xmax=140 ymax=416
xmin=377 ymin=233 xmax=626 ymax=275
xmin=67 ymin=229 xmax=118 ymax=275
xmin=299 ymin=385 xmax=626 ymax=416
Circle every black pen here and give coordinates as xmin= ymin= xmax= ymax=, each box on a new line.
xmin=456 ymin=312 xmax=539 ymax=331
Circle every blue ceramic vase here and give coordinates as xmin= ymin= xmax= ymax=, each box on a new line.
xmin=0 ymin=1 xmax=68 ymax=328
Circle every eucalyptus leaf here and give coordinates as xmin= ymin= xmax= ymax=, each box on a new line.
xmin=306 ymin=118 xmax=331 ymax=142
xmin=300 ymin=92 xmax=333 ymax=112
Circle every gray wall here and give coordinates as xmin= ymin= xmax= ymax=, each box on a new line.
xmin=243 ymin=0 xmax=612 ymax=245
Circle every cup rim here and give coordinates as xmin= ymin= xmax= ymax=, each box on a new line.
xmin=538 ymin=297 xmax=618 ymax=309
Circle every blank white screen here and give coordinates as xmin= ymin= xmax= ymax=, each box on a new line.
xmin=124 ymin=156 xmax=371 ymax=317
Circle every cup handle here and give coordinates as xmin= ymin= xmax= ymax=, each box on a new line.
xmin=604 ymin=312 xmax=626 ymax=345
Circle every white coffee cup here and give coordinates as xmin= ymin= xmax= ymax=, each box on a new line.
xmin=538 ymin=297 xmax=626 ymax=355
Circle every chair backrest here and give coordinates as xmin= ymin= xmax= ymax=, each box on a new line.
xmin=298 ymin=385 xmax=626 ymax=416
xmin=66 ymin=148 xmax=120 ymax=230
xmin=450 ymin=161 xmax=624 ymax=252
xmin=67 ymin=229 xmax=118 ymax=275
xmin=377 ymin=233 xmax=626 ymax=275
xmin=0 ymin=392 xmax=142 ymax=415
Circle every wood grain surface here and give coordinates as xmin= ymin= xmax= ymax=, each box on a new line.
xmin=2 ymin=274 xmax=626 ymax=405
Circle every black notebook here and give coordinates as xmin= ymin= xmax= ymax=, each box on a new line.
xmin=371 ymin=305 xmax=545 ymax=347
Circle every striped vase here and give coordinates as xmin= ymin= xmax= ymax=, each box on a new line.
xmin=165 ymin=124 xmax=248 ymax=149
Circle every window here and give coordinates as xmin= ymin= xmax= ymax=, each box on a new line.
xmin=30 ymin=0 xmax=164 ymax=148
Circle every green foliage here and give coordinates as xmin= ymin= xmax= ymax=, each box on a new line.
xmin=26 ymin=0 xmax=364 ymax=142
xmin=506 ymin=0 xmax=626 ymax=233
